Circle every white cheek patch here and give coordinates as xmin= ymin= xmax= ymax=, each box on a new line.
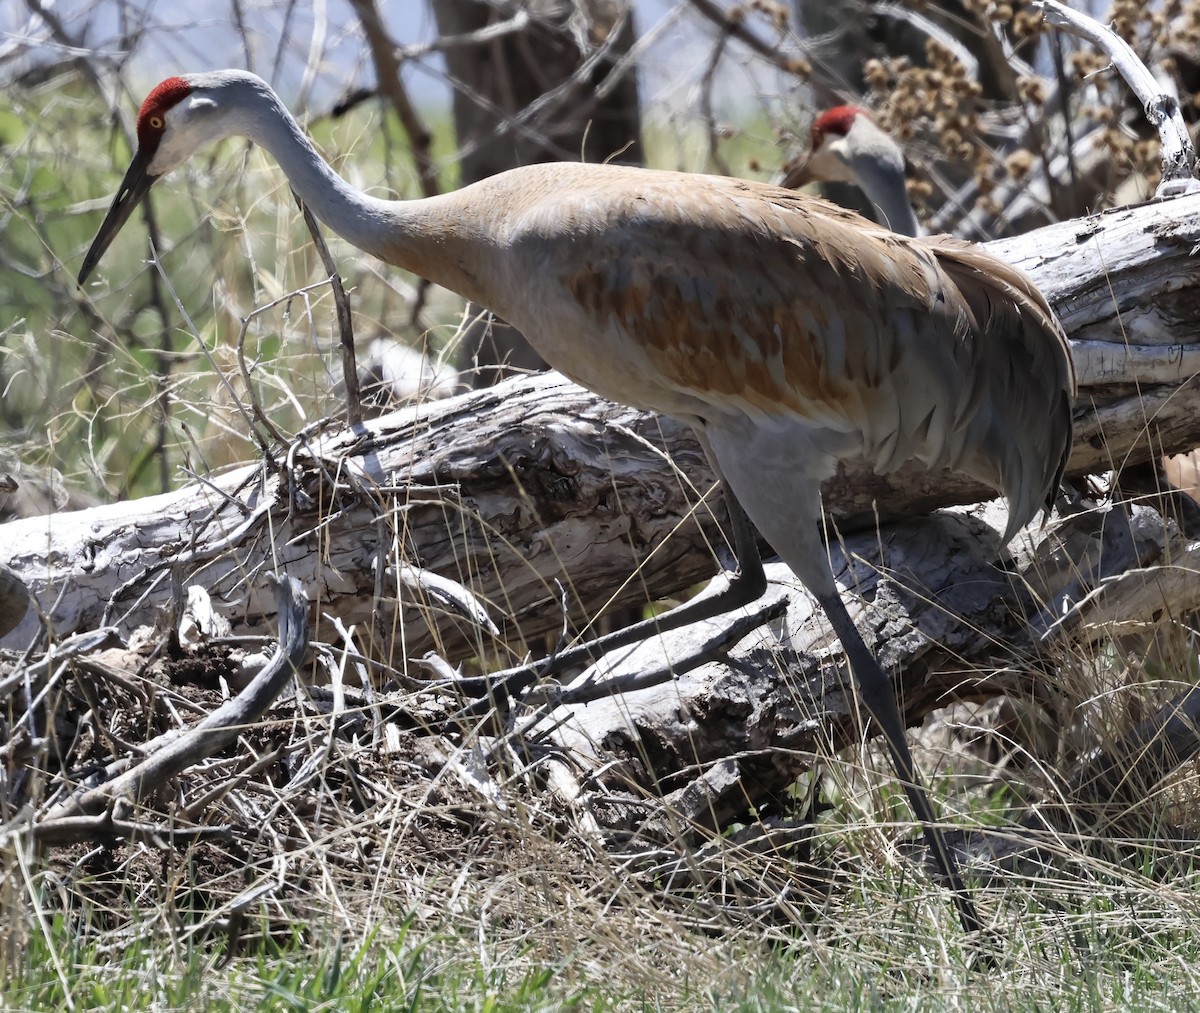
xmin=825 ymin=139 xmax=856 ymax=180
xmin=146 ymin=96 xmax=220 ymax=176
xmin=147 ymin=134 xmax=190 ymax=176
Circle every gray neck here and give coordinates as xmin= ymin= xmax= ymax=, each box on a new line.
xmin=855 ymin=162 xmax=920 ymax=237
xmin=226 ymin=76 xmax=403 ymax=259
xmin=203 ymin=71 xmax=486 ymax=296
xmin=843 ymin=126 xmax=921 ymax=237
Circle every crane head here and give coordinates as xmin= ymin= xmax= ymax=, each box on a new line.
xmin=78 ymin=74 xmax=238 ymax=285
xmin=780 ymin=106 xmax=881 ymax=189
xmin=779 ymin=105 xmax=918 ymax=235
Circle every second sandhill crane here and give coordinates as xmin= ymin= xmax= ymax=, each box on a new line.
xmin=782 ymin=105 xmax=921 ymax=237
xmin=77 ymin=70 xmax=1076 ymax=943
xmin=788 ymin=106 xmax=1200 ymax=515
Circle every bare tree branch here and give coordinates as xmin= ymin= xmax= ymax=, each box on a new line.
xmin=687 ymin=0 xmax=811 ymax=78
xmin=348 ymin=0 xmax=441 ymax=201
xmin=1034 ymin=0 xmax=1199 ymax=196
xmin=43 ymin=574 xmax=308 ymax=821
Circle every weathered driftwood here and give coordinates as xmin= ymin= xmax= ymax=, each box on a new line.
xmin=3 ymin=191 xmax=1200 ymax=663
xmin=530 ymin=498 xmax=1197 ymax=834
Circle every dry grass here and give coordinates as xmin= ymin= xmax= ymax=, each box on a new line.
xmin=4 ymin=602 xmax=1200 ymax=1008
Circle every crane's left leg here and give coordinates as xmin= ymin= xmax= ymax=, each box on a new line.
xmin=455 ymin=478 xmax=767 ymax=712
xmin=702 ymin=420 xmax=988 ymax=947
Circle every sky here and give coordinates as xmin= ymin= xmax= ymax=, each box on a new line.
xmin=0 ymin=0 xmax=790 ymax=117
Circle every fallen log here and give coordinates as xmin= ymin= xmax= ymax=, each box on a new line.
xmin=531 ymin=499 xmax=1196 ymax=835
xmin=2 ymin=191 xmax=1200 ymax=677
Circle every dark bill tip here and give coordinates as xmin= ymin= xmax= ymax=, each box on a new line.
xmin=77 ymin=147 xmax=158 ymax=286
xmin=778 ymin=156 xmax=815 ymax=191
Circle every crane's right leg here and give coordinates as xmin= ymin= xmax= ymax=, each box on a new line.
xmin=701 ymin=421 xmax=988 ymax=950
xmin=734 ymin=506 xmax=988 ymax=946
xmin=814 ymin=585 xmax=985 ymax=941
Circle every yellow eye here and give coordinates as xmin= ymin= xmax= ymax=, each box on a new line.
xmin=148 ymin=115 xmax=164 ymax=129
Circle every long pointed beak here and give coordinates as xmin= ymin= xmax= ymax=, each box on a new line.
xmin=778 ymin=154 xmax=815 ymax=190
xmin=77 ymin=146 xmax=159 ymax=286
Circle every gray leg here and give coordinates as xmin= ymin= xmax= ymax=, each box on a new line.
xmin=457 ymin=480 xmax=766 ymax=710
xmin=690 ymin=421 xmax=988 ymax=949
xmin=816 ymin=586 xmax=984 ymax=940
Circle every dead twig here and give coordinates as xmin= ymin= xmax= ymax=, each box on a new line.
xmin=686 ymin=0 xmax=810 ymax=78
xmin=43 ymin=574 xmax=309 ymax=821
xmin=23 ymin=813 xmax=234 ymax=848
xmin=294 ymin=196 xmax=362 ymax=427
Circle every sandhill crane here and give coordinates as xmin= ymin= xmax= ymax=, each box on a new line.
xmin=77 ymin=70 xmax=1076 ymax=944
xmin=781 ymin=105 xmax=921 ymax=237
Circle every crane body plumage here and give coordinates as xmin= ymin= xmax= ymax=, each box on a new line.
xmin=78 ymin=70 xmax=1076 ymax=950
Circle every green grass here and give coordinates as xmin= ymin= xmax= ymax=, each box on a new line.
xmin=8 ymin=862 xmax=1200 ymax=1013
xmin=6 ymin=915 xmax=622 ymax=1012
xmin=7 ymin=743 xmax=1200 ymax=1013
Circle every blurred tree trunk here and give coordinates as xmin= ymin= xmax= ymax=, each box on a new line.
xmin=432 ymin=0 xmax=644 ymax=387
xmin=791 ymin=0 xmax=1025 ymax=105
